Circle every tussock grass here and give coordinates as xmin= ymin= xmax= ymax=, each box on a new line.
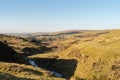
xmin=0 ymin=30 xmax=120 ymax=80
xmin=0 ymin=62 xmax=64 ymax=80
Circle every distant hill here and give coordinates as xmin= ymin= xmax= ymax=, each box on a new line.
xmin=0 ymin=34 xmax=51 ymax=56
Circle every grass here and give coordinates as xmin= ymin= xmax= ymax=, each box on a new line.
xmin=30 ymin=30 xmax=120 ymax=80
xmin=0 ymin=29 xmax=120 ymax=80
xmin=0 ymin=62 xmax=65 ymax=80
xmin=0 ymin=34 xmax=41 ymax=54
xmin=57 ymin=30 xmax=120 ymax=80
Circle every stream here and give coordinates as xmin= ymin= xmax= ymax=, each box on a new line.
xmin=25 ymin=57 xmax=63 ymax=78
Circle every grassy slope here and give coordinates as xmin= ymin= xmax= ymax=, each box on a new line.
xmin=0 ymin=34 xmax=41 ymax=54
xmin=29 ymin=30 xmax=120 ymax=80
xmin=0 ymin=34 xmax=64 ymax=80
xmin=0 ymin=62 xmax=64 ymax=80
xmin=0 ymin=30 xmax=120 ymax=80
xmin=58 ymin=30 xmax=120 ymax=80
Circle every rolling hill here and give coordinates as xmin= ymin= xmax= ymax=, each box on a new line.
xmin=0 ymin=29 xmax=120 ymax=80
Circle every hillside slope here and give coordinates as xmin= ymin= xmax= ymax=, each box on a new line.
xmin=0 ymin=34 xmax=51 ymax=56
xmin=0 ymin=29 xmax=120 ymax=80
xmin=58 ymin=30 xmax=120 ymax=80
xmin=29 ymin=29 xmax=120 ymax=80
xmin=0 ymin=62 xmax=64 ymax=80
xmin=0 ymin=41 xmax=64 ymax=80
xmin=0 ymin=41 xmax=28 ymax=64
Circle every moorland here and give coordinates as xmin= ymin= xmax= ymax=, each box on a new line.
xmin=0 ymin=29 xmax=120 ymax=80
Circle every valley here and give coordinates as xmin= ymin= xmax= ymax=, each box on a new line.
xmin=0 ymin=29 xmax=120 ymax=80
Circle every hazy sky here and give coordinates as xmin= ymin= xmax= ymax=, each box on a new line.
xmin=0 ymin=0 xmax=120 ymax=33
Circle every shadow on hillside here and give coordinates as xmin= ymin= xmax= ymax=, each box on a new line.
xmin=32 ymin=58 xmax=77 ymax=79
xmin=22 ymin=47 xmax=41 ymax=56
xmin=22 ymin=46 xmax=52 ymax=56
xmin=0 ymin=42 xmax=29 ymax=64
xmin=0 ymin=72 xmax=33 ymax=80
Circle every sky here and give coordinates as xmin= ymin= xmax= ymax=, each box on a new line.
xmin=0 ymin=0 xmax=120 ymax=33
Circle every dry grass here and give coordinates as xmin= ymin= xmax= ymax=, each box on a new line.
xmin=0 ymin=29 xmax=120 ymax=80
xmin=0 ymin=62 xmax=64 ymax=80
xmin=30 ymin=30 xmax=120 ymax=80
